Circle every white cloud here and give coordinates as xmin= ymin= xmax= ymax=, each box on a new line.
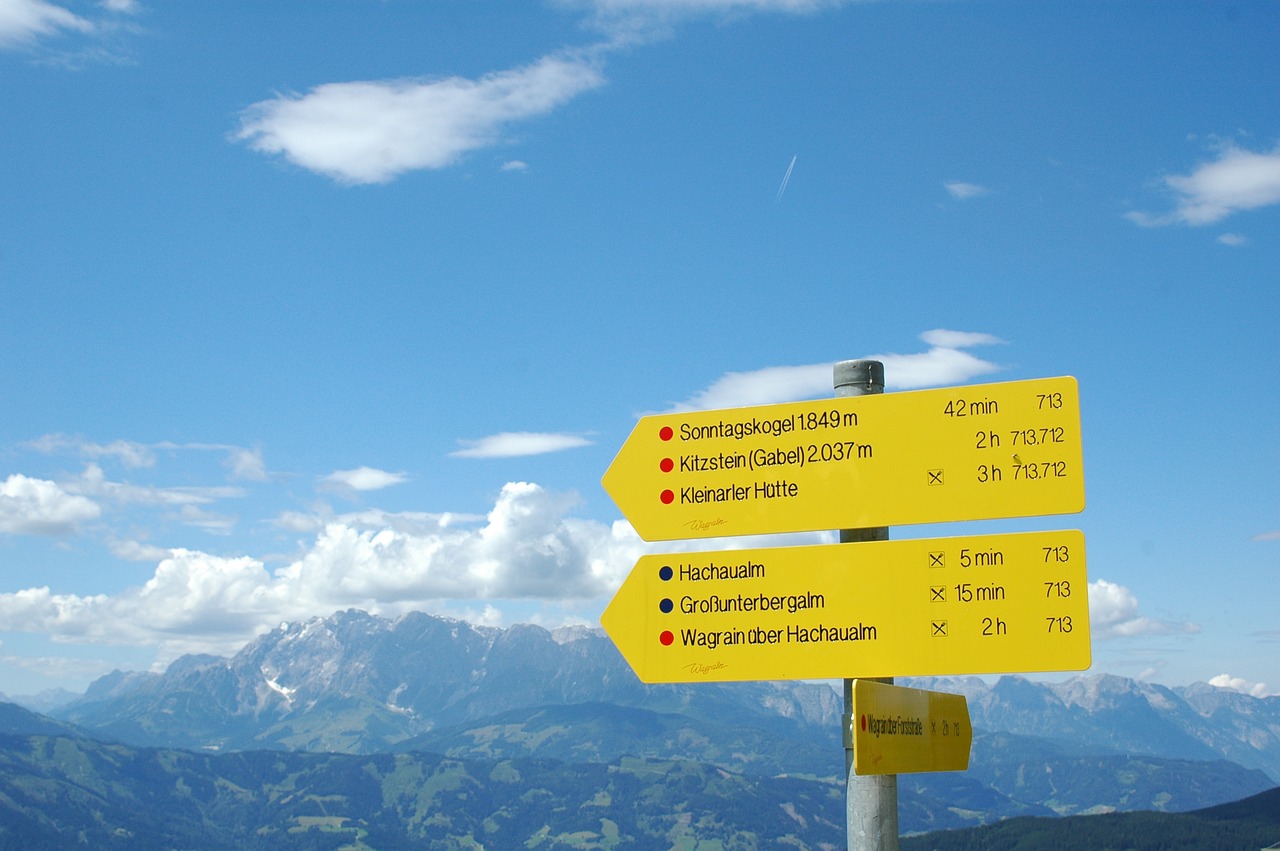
xmin=584 ymin=0 xmax=836 ymax=10
xmin=944 ymin=181 xmax=989 ymax=200
xmin=172 ymin=504 xmax=237 ymax=534
xmin=573 ymin=0 xmax=840 ymax=31
xmin=667 ymin=363 xmax=832 ymax=412
xmin=108 ymin=539 xmax=173 ymax=562
xmin=31 ymin=435 xmax=267 ymax=482
xmin=0 ymin=482 xmax=646 ymax=652
xmin=29 ymin=434 xmax=155 ymax=468
xmin=0 ymin=474 xmax=101 ymax=535
xmin=1088 ymin=579 xmax=1200 ymax=639
xmin=1217 ymin=232 xmax=1247 ymax=247
xmin=1127 ymin=141 xmax=1280 ymax=226
xmin=71 ymin=463 xmax=244 ymax=508
xmin=871 ymin=345 xmax=1002 ymax=391
xmin=451 ymin=432 xmax=593 ymax=458
xmin=919 ymin=329 xmax=1005 ymax=349
xmin=88 ymin=439 xmax=156 ymax=468
xmin=1208 ymin=674 xmax=1272 ymax=698
xmin=236 ymin=53 xmax=606 ymax=184
xmin=665 ymin=329 xmax=1003 ymax=412
xmin=224 ymin=446 xmax=268 ymax=481
xmin=0 ymin=0 xmax=91 ymax=47
xmin=321 ymin=467 xmax=409 ymax=492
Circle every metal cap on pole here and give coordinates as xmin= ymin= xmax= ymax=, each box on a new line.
xmin=834 ymin=360 xmax=884 ymax=397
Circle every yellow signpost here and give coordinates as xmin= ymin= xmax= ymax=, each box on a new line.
xmin=847 ymin=680 xmax=972 ymax=775
xmin=602 ymin=376 xmax=1084 ymax=541
xmin=600 ymin=530 xmax=1090 ymax=684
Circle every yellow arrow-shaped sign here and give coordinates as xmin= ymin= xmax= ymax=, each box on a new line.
xmin=848 ymin=680 xmax=972 ymax=775
xmin=602 ymin=376 xmax=1084 ymax=541
xmin=599 ymin=530 xmax=1090 ymax=683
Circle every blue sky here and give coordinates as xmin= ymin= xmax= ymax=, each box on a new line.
xmin=1 ymin=0 xmax=1277 ymax=699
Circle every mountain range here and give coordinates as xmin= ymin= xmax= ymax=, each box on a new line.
xmin=1 ymin=609 xmax=1276 ymax=843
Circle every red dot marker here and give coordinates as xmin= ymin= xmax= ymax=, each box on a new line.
xmin=861 ymin=714 xmax=868 ymax=731
xmin=659 ymin=426 xmax=673 ymax=441
xmin=659 ymin=631 xmax=674 ymax=646
xmin=660 ymin=458 xmax=674 ymax=473
xmin=660 ymin=489 xmax=675 ymax=505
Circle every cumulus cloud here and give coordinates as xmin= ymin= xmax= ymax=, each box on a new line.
xmin=1088 ymin=579 xmax=1200 ymax=639
xmin=665 ymin=329 xmax=1003 ymax=412
xmin=1208 ymin=674 xmax=1272 ymax=698
xmin=235 ymin=53 xmax=606 ymax=184
xmin=0 ymin=482 xmax=646 ymax=652
xmin=0 ymin=0 xmax=91 ymax=47
xmin=0 ymin=474 xmax=101 ymax=535
xmin=944 ymin=181 xmax=989 ymax=200
xmin=451 ymin=432 xmax=594 ymax=458
xmin=1127 ymin=141 xmax=1280 ymax=227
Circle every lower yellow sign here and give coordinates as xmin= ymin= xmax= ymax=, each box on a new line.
xmin=847 ymin=680 xmax=971 ymax=775
xmin=600 ymin=530 xmax=1090 ymax=683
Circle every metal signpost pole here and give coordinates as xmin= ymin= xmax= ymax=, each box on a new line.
xmin=834 ymin=359 xmax=898 ymax=851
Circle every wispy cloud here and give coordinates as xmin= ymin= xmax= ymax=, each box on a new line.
xmin=1217 ymin=232 xmax=1247 ymax=247
xmin=664 ymin=328 xmax=1004 ymax=412
xmin=451 ymin=432 xmax=593 ymax=459
xmin=70 ymin=463 xmax=244 ymax=508
xmin=29 ymin=435 xmax=267 ymax=481
xmin=574 ymin=0 xmax=843 ymax=37
xmin=0 ymin=0 xmax=91 ymax=47
xmin=1127 ymin=141 xmax=1280 ymax=227
xmin=321 ymin=467 xmax=409 ymax=492
xmin=944 ymin=181 xmax=989 ymax=200
xmin=581 ymin=0 xmax=839 ymax=11
xmin=0 ymin=0 xmax=141 ymax=64
xmin=236 ymin=54 xmax=606 ymax=184
xmin=1088 ymin=579 xmax=1200 ymax=639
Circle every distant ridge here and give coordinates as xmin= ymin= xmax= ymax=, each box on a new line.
xmin=901 ymin=785 xmax=1280 ymax=851
xmin=27 ymin=609 xmax=1280 ymax=831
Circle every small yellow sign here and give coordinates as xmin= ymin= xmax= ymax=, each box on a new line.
xmin=848 ymin=680 xmax=972 ymax=775
xmin=602 ymin=376 xmax=1084 ymax=541
xmin=599 ymin=530 xmax=1090 ymax=683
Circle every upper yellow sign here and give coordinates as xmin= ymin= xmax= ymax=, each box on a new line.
xmin=603 ymin=376 xmax=1084 ymax=541
xmin=848 ymin=680 xmax=972 ymax=776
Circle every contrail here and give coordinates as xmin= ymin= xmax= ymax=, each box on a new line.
xmin=776 ymin=155 xmax=797 ymax=201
